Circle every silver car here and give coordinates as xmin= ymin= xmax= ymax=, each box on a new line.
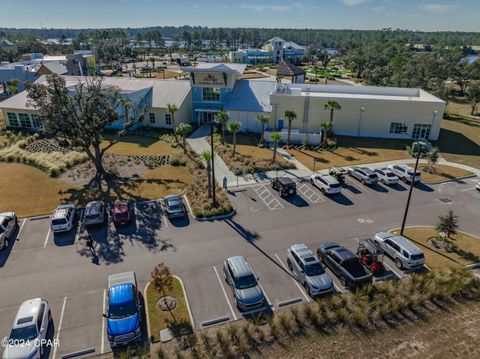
xmin=0 ymin=212 xmax=18 ymax=250
xmin=388 ymin=164 xmax=421 ymax=183
xmin=374 ymin=168 xmax=399 ymax=185
xmin=84 ymin=201 xmax=107 ymax=226
xmin=310 ymin=173 xmax=342 ymax=195
xmin=287 ymin=244 xmax=333 ymax=296
xmin=347 ymin=167 xmax=378 ymax=185
xmin=3 ymin=298 xmax=52 ymax=359
xmin=374 ymin=232 xmax=425 ymax=269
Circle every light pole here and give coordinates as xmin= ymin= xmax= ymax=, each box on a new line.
xmin=357 ymin=107 xmax=365 ymax=137
xmin=400 ymin=140 xmax=426 ymax=235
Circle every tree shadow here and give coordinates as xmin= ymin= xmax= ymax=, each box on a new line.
xmin=436 ymin=127 xmax=480 ymax=156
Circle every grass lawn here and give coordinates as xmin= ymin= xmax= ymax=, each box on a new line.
xmin=391 ymin=227 xmax=480 ymax=270
xmin=101 ymin=135 xmax=183 ymax=157
xmin=146 ymin=277 xmax=191 ymax=342
xmin=447 ymin=101 xmax=478 ymax=118
xmin=0 ymin=163 xmax=72 ymax=217
xmin=154 ymin=69 xmax=182 ymax=80
xmin=287 ymin=136 xmax=411 ymax=171
xmin=411 ymin=164 xmax=473 ymax=184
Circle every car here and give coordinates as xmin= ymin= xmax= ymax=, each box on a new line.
xmin=163 ymin=195 xmax=187 ymax=219
xmin=374 ymin=232 xmax=425 ymax=269
xmin=3 ymin=298 xmax=52 ymax=359
xmin=310 ymin=173 xmax=342 ymax=195
xmin=347 ymin=167 xmax=378 ymax=185
xmin=51 ymin=204 xmax=76 ymax=233
xmin=83 ymin=201 xmax=107 ymax=226
xmin=105 ymin=272 xmax=142 ymax=347
xmin=0 ymin=212 xmax=18 ymax=250
xmin=317 ymin=242 xmax=373 ymax=288
xmin=476 ymin=181 xmax=480 ymax=191
xmin=271 ymin=177 xmax=297 ymax=197
xmin=223 ymin=256 xmax=267 ymax=312
xmin=286 ymin=244 xmax=333 ymax=296
xmin=112 ymin=201 xmax=133 ymax=226
xmin=374 ymin=168 xmax=399 ymax=185
xmin=387 ymin=164 xmax=421 ymax=183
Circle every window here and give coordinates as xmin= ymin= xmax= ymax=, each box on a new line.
xmin=202 ymin=87 xmax=220 ymax=102
xmin=19 ymin=113 xmax=31 ymax=128
xmin=31 ymin=114 xmax=42 ymax=129
xmin=7 ymin=113 xmax=19 ymax=127
xmin=149 ymin=113 xmax=155 ymax=124
xmin=165 ymin=113 xmax=172 ymax=125
xmin=412 ymin=124 xmax=431 ymax=140
xmin=389 ymin=122 xmax=408 ymax=135
xmin=36 ymin=304 xmax=45 ymax=330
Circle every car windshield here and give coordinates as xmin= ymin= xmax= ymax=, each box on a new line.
xmin=52 ymin=218 xmax=67 ymax=225
xmin=169 ymin=204 xmax=182 ymax=211
xmin=304 ymin=263 xmax=325 ymax=276
xmin=386 ymin=172 xmax=396 ymax=177
xmin=235 ymin=274 xmax=257 ymax=289
xmin=368 ymin=174 xmax=377 ymax=179
xmin=330 ymin=183 xmax=341 ymax=189
xmin=9 ymin=324 xmax=38 ymax=341
xmin=411 ymin=253 xmax=424 ymax=261
xmin=109 ymin=301 xmax=137 ymax=319
xmin=114 ymin=211 xmax=129 ymax=219
xmin=85 ymin=213 xmax=100 ymax=220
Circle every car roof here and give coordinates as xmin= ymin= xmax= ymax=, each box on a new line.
xmin=53 ymin=205 xmax=74 ymax=219
xmin=358 ymin=167 xmax=375 ymax=173
xmin=290 ymin=244 xmax=318 ymax=263
xmin=109 ymin=283 xmax=134 ymax=305
xmin=320 ymin=174 xmax=339 ymax=184
xmin=226 ymin=256 xmax=253 ymax=277
xmin=277 ymin=177 xmax=295 ymax=184
xmin=114 ymin=202 xmax=129 ymax=213
xmin=319 ymin=242 xmax=340 ymax=251
xmin=331 ymin=246 xmax=356 ymax=260
xmin=86 ymin=201 xmax=103 ymax=213
xmin=14 ymin=299 xmax=42 ymax=328
xmin=388 ymin=235 xmax=423 ymax=254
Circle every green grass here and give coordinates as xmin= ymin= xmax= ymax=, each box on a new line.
xmin=101 ymin=135 xmax=183 ymax=157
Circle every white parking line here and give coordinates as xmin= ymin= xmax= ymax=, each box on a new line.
xmin=274 ymin=253 xmax=311 ymax=302
xmin=256 ymin=281 xmax=274 ymax=312
xmin=253 ymin=185 xmax=284 ymax=210
xmin=297 ymin=183 xmax=324 ymax=204
xmin=43 ymin=228 xmax=51 ymax=248
xmin=383 ymin=260 xmax=404 ymax=279
xmin=16 ymin=218 xmax=26 ymax=241
xmin=101 ymin=289 xmax=106 ymax=354
xmin=213 ymin=266 xmax=237 ymax=321
xmin=52 ymin=296 xmax=67 ymax=359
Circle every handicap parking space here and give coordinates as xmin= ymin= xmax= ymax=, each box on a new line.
xmin=252 ymin=184 xmax=284 ymax=210
xmin=296 ymin=182 xmax=325 ymax=204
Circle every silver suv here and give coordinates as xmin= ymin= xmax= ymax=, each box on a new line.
xmin=374 ymin=232 xmax=425 ymax=269
xmin=3 ymin=298 xmax=52 ymax=359
xmin=388 ymin=164 xmax=421 ymax=183
xmin=0 ymin=212 xmax=18 ymax=250
xmin=51 ymin=204 xmax=76 ymax=233
xmin=347 ymin=167 xmax=378 ymax=185
xmin=375 ymin=168 xmax=399 ymax=185
xmin=287 ymin=244 xmax=333 ymax=296
xmin=223 ymin=256 xmax=267 ymax=313
xmin=310 ymin=173 xmax=341 ymax=195
xmin=84 ymin=201 xmax=107 ymax=226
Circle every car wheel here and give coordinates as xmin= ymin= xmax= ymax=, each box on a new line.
xmin=4 ymin=239 xmax=8 ymax=248
xmin=321 ymin=188 xmax=326 ymax=194
xmin=310 ymin=178 xmax=314 ymax=185
xmin=340 ymin=276 xmax=347 ymax=287
xmin=304 ymin=282 xmax=311 ymax=296
xmin=287 ymin=259 xmax=293 ymax=271
xmin=361 ymin=179 xmax=366 ymax=185
xmin=395 ymin=258 xmax=403 ymax=269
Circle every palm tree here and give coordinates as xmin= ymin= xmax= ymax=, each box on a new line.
xmin=228 ymin=121 xmax=241 ymax=155
xmin=436 ymin=209 xmax=459 ymax=240
xmin=320 ymin=121 xmax=333 ymax=148
xmin=256 ymin=114 xmax=270 ymax=146
xmin=202 ymin=151 xmax=212 ymax=198
xmin=270 ymin=131 xmax=282 ymax=164
xmin=283 ymin=110 xmax=297 ymax=148
xmin=176 ymin=123 xmax=193 ymax=153
xmin=324 ymin=100 xmax=341 ymax=124
xmin=166 ymin=103 xmax=179 ymax=137
xmin=7 ymin=79 xmax=20 ymax=96
xmin=216 ymin=111 xmax=229 ymax=145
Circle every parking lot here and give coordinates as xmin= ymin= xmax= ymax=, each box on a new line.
xmin=0 ymin=176 xmax=478 ymax=358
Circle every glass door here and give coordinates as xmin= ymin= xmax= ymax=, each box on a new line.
xmin=412 ymin=124 xmax=431 ymax=139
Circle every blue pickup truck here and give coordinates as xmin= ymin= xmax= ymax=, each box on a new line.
xmin=105 ymin=272 xmax=142 ymax=347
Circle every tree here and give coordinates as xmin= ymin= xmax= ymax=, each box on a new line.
xmin=227 ymin=121 xmax=241 ymax=155
xmin=465 ymin=81 xmax=480 ymax=115
xmin=320 ymin=121 xmax=333 ymax=148
xmin=436 ymin=209 xmax=459 ymax=239
xmin=256 ymin=114 xmax=270 ymax=146
xmin=324 ymin=100 xmax=341 ymax=124
xmin=426 ymin=147 xmax=440 ymax=173
xmin=202 ymin=151 xmax=212 ymax=198
xmin=176 ymin=123 xmax=192 ymax=153
xmin=26 ymin=74 xmax=141 ymax=184
xmin=216 ymin=111 xmax=229 ymax=145
xmin=151 ymin=263 xmax=176 ymax=323
xmin=269 ymin=131 xmax=282 ymax=164
xmin=7 ymin=79 xmax=20 ymax=95
xmin=283 ymin=110 xmax=297 ymax=148
xmin=166 ymin=103 xmax=179 ymax=137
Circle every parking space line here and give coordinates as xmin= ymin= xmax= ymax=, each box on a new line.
xmin=101 ymin=289 xmax=106 ymax=354
xmin=53 ymin=296 xmax=67 ymax=359
xmin=297 ymin=183 xmax=325 ymax=204
xmin=252 ymin=185 xmax=284 ymax=210
xmin=274 ymin=253 xmax=311 ymax=303
xmin=256 ymin=281 xmax=274 ymax=312
xmin=43 ymin=228 xmax=51 ymax=248
xmin=17 ymin=218 xmax=26 ymax=238
xmin=383 ymin=260 xmax=405 ymax=279
xmin=212 ymin=266 xmax=237 ymax=321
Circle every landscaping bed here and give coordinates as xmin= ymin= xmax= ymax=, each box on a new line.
xmin=411 ymin=163 xmax=474 ymax=183
xmin=146 ymin=277 xmax=192 ymax=343
xmin=393 ymin=227 xmax=480 ymax=270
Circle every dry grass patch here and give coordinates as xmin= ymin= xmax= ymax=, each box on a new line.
xmin=154 ymin=69 xmax=182 ymax=80
xmin=411 ymin=164 xmax=474 ymax=184
xmin=447 ymin=101 xmax=479 ymax=118
xmin=101 ymin=135 xmax=183 ymax=157
xmin=0 ymin=136 xmax=6 ymax=146
xmin=0 ymin=163 xmax=73 ymax=217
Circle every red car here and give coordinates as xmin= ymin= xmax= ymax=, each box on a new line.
xmin=112 ymin=201 xmax=133 ymax=226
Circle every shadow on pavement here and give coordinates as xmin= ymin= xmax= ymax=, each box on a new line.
xmin=329 ymin=193 xmax=354 ymax=206
xmin=169 ymin=215 xmax=190 ymax=228
xmin=341 ymin=182 xmax=362 ymax=194
xmin=414 ymin=183 xmax=434 ymax=192
xmin=371 ymin=183 xmax=389 ymax=193
xmin=390 ymin=183 xmax=408 ymax=192
xmin=282 ymin=194 xmax=309 ymax=208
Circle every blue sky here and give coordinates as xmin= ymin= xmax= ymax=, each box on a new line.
xmin=0 ymin=0 xmax=479 ymax=31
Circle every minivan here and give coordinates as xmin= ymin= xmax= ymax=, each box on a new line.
xmin=223 ymin=256 xmax=267 ymax=312
xmin=374 ymin=232 xmax=425 ymax=269
xmin=51 ymin=204 xmax=76 ymax=233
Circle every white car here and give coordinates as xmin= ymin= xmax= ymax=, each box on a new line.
xmin=388 ymin=164 xmax=421 ymax=183
xmin=0 ymin=212 xmax=18 ymax=250
xmin=51 ymin=204 xmax=76 ymax=233
xmin=374 ymin=168 xmax=399 ymax=185
xmin=347 ymin=167 xmax=378 ymax=185
xmin=310 ymin=173 xmax=342 ymax=194
xmin=3 ymin=298 xmax=52 ymax=359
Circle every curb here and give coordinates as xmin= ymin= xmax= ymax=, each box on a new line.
xmin=183 ymin=194 xmax=236 ymax=221
xmin=143 ymin=281 xmax=152 ymax=341
xmin=173 ymin=275 xmax=195 ymax=330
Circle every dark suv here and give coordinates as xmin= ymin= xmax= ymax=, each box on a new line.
xmin=271 ymin=177 xmax=296 ymax=197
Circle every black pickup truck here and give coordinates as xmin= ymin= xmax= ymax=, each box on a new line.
xmin=317 ymin=242 xmax=373 ymax=289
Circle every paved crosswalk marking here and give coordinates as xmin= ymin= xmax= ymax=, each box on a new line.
xmin=253 ymin=185 xmax=284 ymax=210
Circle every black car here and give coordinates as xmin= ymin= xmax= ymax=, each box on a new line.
xmin=317 ymin=242 xmax=373 ymax=289
xmin=271 ymin=177 xmax=297 ymax=197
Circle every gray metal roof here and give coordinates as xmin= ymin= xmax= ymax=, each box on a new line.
xmin=224 ymin=79 xmax=275 ymax=113
xmin=42 ymin=61 xmax=68 ymax=75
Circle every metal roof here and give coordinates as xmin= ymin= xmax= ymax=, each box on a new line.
xmin=183 ymin=63 xmax=247 ymax=74
xmin=224 ymin=79 xmax=275 ymax=113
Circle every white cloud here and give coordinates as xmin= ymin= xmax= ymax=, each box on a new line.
xmin=241 ymin=4 xmax=292 ymax=12
xmin=419 ymin=4 xmax=458 ymax=14
xmin=339 ymin=0 xmax=372 ymax=6
xmin=372 ymin=6 xmax=387 ymax=13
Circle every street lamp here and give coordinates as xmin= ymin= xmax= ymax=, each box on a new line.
xmin=400 ymin=140 xmax=427 ymax=235
xmin=357 ymin=107 xmax=365 ymax=137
